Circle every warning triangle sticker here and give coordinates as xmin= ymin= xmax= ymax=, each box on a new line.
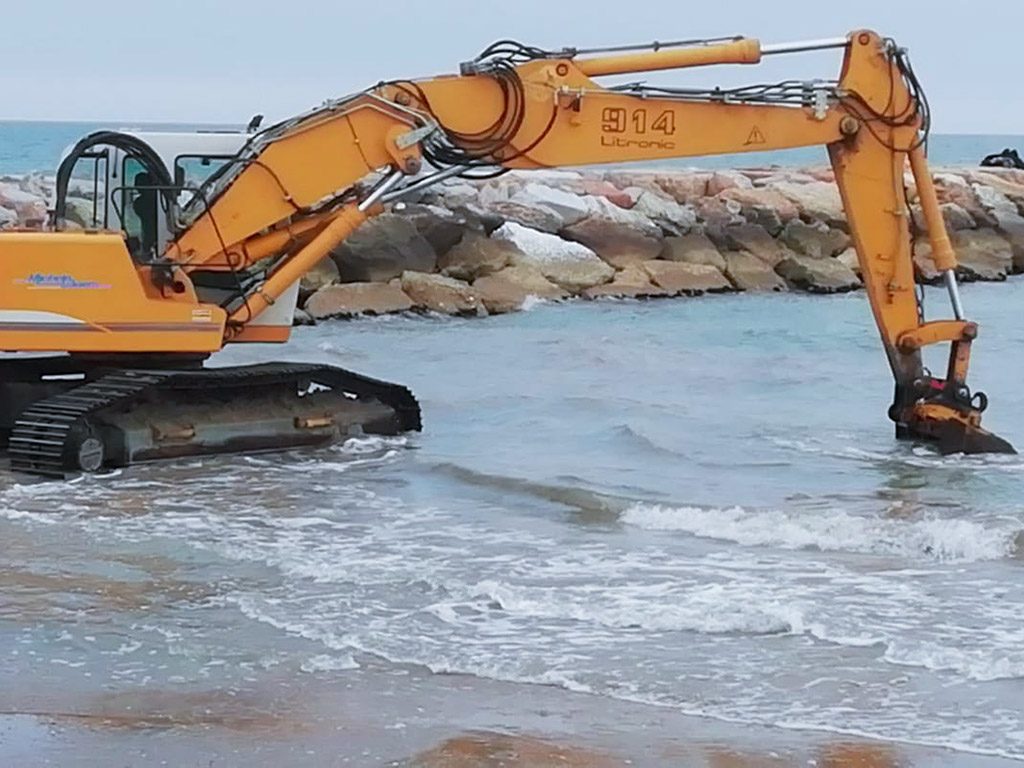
xmin=745 ymin=126 xmax=766 ymax=146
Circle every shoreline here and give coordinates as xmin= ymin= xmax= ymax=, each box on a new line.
xmin=1 ymin=660 xmax=1018 ymax=767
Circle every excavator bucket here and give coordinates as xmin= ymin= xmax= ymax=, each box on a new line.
xmin=898 ymin=397 xmax=1016 ymax=456
xmin=934 ymin=421 xmax=1016 ymax=456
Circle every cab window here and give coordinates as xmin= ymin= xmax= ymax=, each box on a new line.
xmin=62 ymin=151 xmax=108 ymax=229
xmin=174 ymin=155 xmax=232 ymax=207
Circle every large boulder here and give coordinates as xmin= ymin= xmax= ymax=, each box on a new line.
xmin=912 ymin=239 xmax=942 ymax=284
xmin=624 ymin=189 xmax=697 ymax=235
xmin=494 ymin=222 xmax=615 ymax=292
xmin=0 ymin=182 xmax=44 ymax=217
xmin=642 ymin=260 xmax=732 ymax=295
xmin=331 ymin=214 xmax=436 ymax=283
xmin=400 ymin=271 xmax=482 ymax=315
xmin=781 ymin=219 xmax=851 ymax=259
xmin=773 ymin=181 xmax=847 ymax=230
xmin=934 ymin=175 xmax=996 ymax=228
xmin=0 ymin=205 xmax=18 ymax=229
xmin=775 ymin=255 xmax=861 ymax=293
xmin=660 ymin=232 xmax=727 ymax=271
xmin=720 ymin=187 xmax=798 ymax=231
xmin=583 ymin=264 xmax=668 ymax=299
xmin=448 ymin=203 xmax=505 ymax=235
xmin=511 ymin=183 xmax=590 ymax=227
xmin=61 ymin=197 xmax=99 ymax=229
xmin=972 ymin=182 xmax=1022 ymax=225
xmin=396 ymin=203 xmax=471 ymax=257
xmin=693 ymin=197 xmax=745 ymax=232
xmin=438 ymin=231 xmax=519 ymax=281
xmin=911 ymin=202 xmax=977 ymax=233
xmin=560 ymin=216 xmax=663 ymax=269
xmin=16 ymin=173 xmax=51 ymax=200
xmin=571 ymin=178 xmax=634 ymax=209
xmin=655 ymin=172 xmax=712 ymax=204
xmin=63 ymin=177 xmax=99 ymax=200
xmin=719 ymin=223 xmax=793 ymax=267
xmin=706 ymin=170 xmax=753 ymax=196
xmin=941 ymin=202 xmax=977 ymax=231
xmin=910 ymin=202 xmax=977 ymax=233
xmin=304 ymin=281 xmax=414 ymax=319
xmin=969 ymin=170 xmax=1024 ymax=206
xmin=473 ymin=264 xmax=567 ymax=313
xmin=602 ymin=170 xmax=662 ymax=194
xmin=724 ymin=252 xmax=787 ymax=292
xmin=0 ymin=183 xmax=47 ymax=226
xmin=435 ymin=181 xmax=480 ymax=209
xmin=804 ymin=167 xmax=836 ymax=184
xmin=577 ymin=195 xmax=664 ymax=237
xmin=299 ymin=257 xmax=340 ymax=296
xmin=910 ymin=234 xmax=1010 ymax=284
xmin=951 ymin=229 xmax=1013 ymax=281
xmin=487 ymin=200 xmax=564 ymax=233
xmin=741 ymin=204 xmax=784 ymax=237
xmin=476 ymin=179 xmax=515 ymax=207
xmin=991 ymin=210 xmax=1024 ymax=272
xmin=836 ymin=247 xmax=862 ymax=277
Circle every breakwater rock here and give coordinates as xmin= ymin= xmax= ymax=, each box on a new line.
xmin=4 ymin=166 xmax=1024 ymax=319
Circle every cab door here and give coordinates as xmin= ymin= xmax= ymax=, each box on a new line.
xmin=117 ymin=154 xmax=164 ymax=260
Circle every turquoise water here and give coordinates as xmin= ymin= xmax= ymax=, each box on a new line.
xmin=1 ymin=119 xmax=1021 ymax=174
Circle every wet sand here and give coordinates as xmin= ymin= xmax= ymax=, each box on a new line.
xmin=0 ymin=663 xmax=1016 ymax=767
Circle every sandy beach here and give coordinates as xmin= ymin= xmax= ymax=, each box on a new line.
xmin=2 ymin=664 xmax=1016 ymax=767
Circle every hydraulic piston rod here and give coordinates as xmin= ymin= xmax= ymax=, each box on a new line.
xmin=761 ymin=37 xmax=850 ymax=55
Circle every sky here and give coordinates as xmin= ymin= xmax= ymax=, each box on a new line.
xmin=1 ymin=0 xmax=1021 ymax=133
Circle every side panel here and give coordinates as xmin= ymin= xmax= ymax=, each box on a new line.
xmin=0 ymin=232 xmax=226 ymax=353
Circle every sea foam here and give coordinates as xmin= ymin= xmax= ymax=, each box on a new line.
xmin=621 ymin=503 xmax=1019 ymax=562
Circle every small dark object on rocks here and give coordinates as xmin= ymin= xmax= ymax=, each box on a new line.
xmin=980 ymin=148 xmax=1024 ymax=169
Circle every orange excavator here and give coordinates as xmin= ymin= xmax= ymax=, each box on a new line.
xmin=0 ymin=29 xmax=1014 ymax=476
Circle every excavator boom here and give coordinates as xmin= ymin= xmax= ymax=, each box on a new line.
xmin=0 ymin=29 xmax=1014 ymax=475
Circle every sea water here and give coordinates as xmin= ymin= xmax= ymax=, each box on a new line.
xmin=2 ymin=285 xmax=1024 ymax=762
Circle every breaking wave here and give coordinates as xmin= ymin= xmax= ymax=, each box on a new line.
xmin=883 ymin=642 xmax=1024 ymax=682
xmin=621 ymin=503 xmax=1021 ymax=562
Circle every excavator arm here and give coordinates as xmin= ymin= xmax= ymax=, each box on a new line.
xmin=162 ymin=29 xmax=1010 ymax=454
xmin=2 ymin=29 xmax=1013 ymax=474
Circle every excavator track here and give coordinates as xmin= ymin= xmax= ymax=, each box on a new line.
xmin=8 ymin=370 xmax=172 ymax=477
xmin=6 ymin=363 xmax=421 ymax=479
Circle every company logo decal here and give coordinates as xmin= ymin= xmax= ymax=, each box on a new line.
xmin=15 ymin=273 xmax=112 ymax=290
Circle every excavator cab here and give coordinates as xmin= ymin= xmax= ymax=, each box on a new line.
xmin=0 ymin=129 xmax=421 ymax=476
xmin=51 ymin=130 xmax=235 ymax=254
